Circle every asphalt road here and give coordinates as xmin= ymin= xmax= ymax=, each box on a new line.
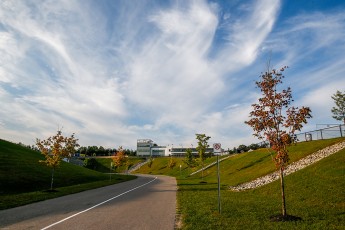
xmin=0 ymin=175 xmax=177 ymax=230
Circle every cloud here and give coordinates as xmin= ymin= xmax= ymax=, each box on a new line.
xmin=0 ymin=0 xmax=283 ymax=148
xmin=0 ymin=0 xmax=344 ymax=150
xmin=214 ymin=0 xmax=281 ymax=73
xmin=0 ymin=0 xmax=128 ymax=146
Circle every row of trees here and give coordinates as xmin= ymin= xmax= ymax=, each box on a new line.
xmin=82 ymin=146 xmax=130 ymax=172
xmin=78 ymin=146 xmax=136 ymax=157
xmin=35 ymin=131 xmax=136 ymax=190
xmin=228 ymin=142 xmax=267 ymax=154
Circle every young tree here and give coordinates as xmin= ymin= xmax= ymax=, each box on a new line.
xmin=195 ymin=134 xmax=211 ymax=181
xmin=112 ymin=146 xmax=128 ymax=172
xmin=168 ymin=157 xmax=176 ymax=169
xmin=147 ymin=156 xmax=153 ymax=168
xmin=245 ymin=66 xmax=312 ymax=218
xmin=331 ymin=90 xmax=345 ymax=124
xmin=184 ymin=148 xmax=197 ymax=168
xmin=36 ymin=130 xmax=79 ymax=190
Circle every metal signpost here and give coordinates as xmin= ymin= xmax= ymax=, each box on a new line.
xmin=110 ymin=162 xmax=113 ymax=181
xmin=213 ymin=143 xmax=222 ymax=214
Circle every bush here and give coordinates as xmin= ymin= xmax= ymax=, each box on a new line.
xmin=83 ymin=158 xmax=97 ymax=169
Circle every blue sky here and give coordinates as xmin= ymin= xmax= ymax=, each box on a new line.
xmin=0 ymin=0 xmax=344 ymax=149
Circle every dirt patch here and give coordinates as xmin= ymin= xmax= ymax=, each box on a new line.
xmin=270 ymin=214 xmax=302 ymax=222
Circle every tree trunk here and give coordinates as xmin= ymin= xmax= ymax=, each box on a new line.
xmin=279 ymin=167 xmax=287 ymax=216
xmin=50 ymin=168 xmax=55 ymax=190
xmin=201 ymin=161 xmax=204 ymax=181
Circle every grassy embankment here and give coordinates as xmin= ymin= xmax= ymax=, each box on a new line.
xmin=134 ymin=138 xmax=345 ymax=229
xmin=0 ymin=139 xmax=136 ymax=210
xmin=92 ymin=157 xmax=144 ymax=173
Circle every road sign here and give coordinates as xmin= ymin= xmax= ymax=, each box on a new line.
xmin=213 ymin=142 xmax=222 ymax=214
xmin=213 ymin=143 xmax=221 ymax=154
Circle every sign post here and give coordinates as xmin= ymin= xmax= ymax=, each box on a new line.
xmin=213 ymin=143 xmax=222 ymax=214
xmin=110 ymin=162 xmax=113 ymax=181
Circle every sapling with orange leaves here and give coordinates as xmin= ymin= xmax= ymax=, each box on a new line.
xmin=36 ymin=130 xmax=79 ymax=190
xmin=245 ymin=66 xmax=312 ymax=219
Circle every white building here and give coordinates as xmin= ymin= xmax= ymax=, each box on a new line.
xmin=137 ymin=139 xmax=217 ymax=157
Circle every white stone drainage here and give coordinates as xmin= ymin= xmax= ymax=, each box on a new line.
xmin=229 ymin=141 xmax=345 ymax=191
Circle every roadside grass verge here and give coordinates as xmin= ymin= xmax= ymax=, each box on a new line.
xmin=178 ymin=148 xmax=345 ymax=229
xmin=0 ymin=175 xmax=135 ymax=210
xmin=0 ymin=139 xmax=136 ymax=210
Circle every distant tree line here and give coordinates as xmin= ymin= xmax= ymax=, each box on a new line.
xmin=77 ymin=146 xmax=136 ymax=157
xmin=17 ymin=142 xmax=137 ymax=157
xmin=227 ymin=142 xmax=269 ymax=154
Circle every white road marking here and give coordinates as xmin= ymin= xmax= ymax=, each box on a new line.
xmin=41 ymin=176 xmax=157 ymax=230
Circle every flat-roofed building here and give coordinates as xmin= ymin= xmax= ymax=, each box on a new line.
xmin=170 ymin=147 xmax=214 ymax=157
xmin=151 ymin=146 xmax=168 ymax=157
xmin=137 ymin=139 xmax=154 ymax=157
xmin=137 ymin=139 xmax=218 ymax=157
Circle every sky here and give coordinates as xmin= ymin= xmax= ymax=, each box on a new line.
xmin=0 ymin=0 xmax=344 ymax=150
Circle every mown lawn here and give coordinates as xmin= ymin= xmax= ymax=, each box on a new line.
xmin=200 ymin=138 xmax=345 ymax=187
xmin=178 ymin=148 xmax=345 ymax=229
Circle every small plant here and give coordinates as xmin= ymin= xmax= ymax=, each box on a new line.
xmin=184 ymin=148 xmax=197 ymax=168
xmin=168 ymin=157 xmax=176 ymax=169
xmin=196 ymin=134 xmax=211 ymax=181
xmin=83 ymin=158 xmax=97 ymax=169
xmin=147 ymin=156 xmax=153 ymax=168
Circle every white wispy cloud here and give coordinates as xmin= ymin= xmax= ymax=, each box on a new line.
xmin=0 ymin=0 xmax=344 ymax=149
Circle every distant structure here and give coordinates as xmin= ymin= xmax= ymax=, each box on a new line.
xmin=136 ymin=139 xmax=216 ymax=157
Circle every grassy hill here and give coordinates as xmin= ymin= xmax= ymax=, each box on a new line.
xmin=93 ymin=157 xmax=145 ymax=173
xmin=0 ymin=139 xmax=135 ymax=209
xmin=134 ymin=138 xmax=345 ymax=229
xmin=134 ymin=138 xmax=344 ymax=182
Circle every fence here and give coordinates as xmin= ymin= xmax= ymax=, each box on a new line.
xmin=295 ymin=124 xmax=344 ymax=142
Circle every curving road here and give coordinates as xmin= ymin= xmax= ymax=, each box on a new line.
xmin=0 ymin=175 xmax=177 ymax=230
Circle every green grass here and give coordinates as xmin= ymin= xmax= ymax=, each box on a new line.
xmin=0 ymin=139 xmax=136 ymax=209
xmin=94 ymin=157 xmax=145 ymax=173
xmin=132 ymin=155 xmax=229 ymax=177
xmin=0 ymin=175 xmax=134 ymax=210
xmin=134 ymin=138 xmax=345 ymax=229
xmin=177 ymin=148 xmax=345 ymax=230
xmin=198 ymin=138 xmax=345 ymax=187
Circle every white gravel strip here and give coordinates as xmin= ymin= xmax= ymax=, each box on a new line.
xmin=229 ymin=141 xmax=345 ymax=191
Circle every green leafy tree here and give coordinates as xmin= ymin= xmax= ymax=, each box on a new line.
xmin=248 ymin=143 xmax=260 ymax=150
xmin=245 ymin=66 xmax=312 ymax=218
xmin=331 ymin=90 xmax=345 ymax=124
xmin=36 ymin=130 xmax=79 ymax=190
xmin=184 ymin=148 xmax=197 ymax=168
xmin=83 ymin=158 xmax=97 ymax=169
xmin=237 ymin=144 xmax=249 ymax=153
xmin=195 ymin=134 xmax=211 ymax=181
